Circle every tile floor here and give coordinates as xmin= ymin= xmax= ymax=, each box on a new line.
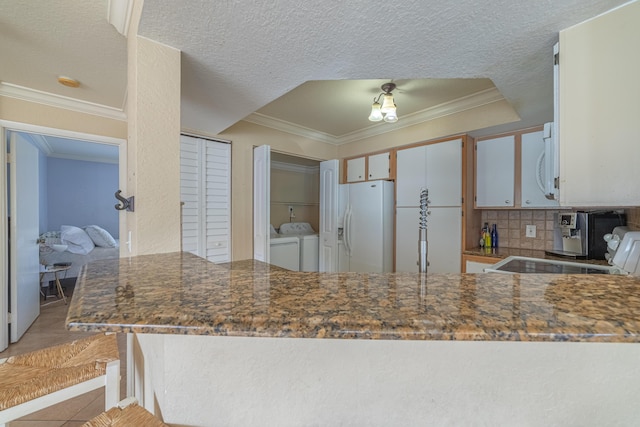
xmin=1 ymin=283 xmax=127 ymax=426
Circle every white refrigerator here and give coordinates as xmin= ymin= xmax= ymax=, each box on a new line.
xmin=338 ymin=180 xmax=394 ymax=272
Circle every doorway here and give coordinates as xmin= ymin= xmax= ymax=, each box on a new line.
xmin=253 ymin=146 xmax=322 ymax=271
xmin=0 ymin=121 xmax=126 ymax=351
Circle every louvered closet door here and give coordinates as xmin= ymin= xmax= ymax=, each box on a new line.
xmin=180 ymin=135 xmax=231 ymax=263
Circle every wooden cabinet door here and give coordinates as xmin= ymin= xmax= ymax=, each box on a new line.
xmin=346 ymin=157 xmax=365 ymax=182
xmin=367 ymin=152 xmax=390 ymax=180
xmin=475 ymin=136 xmax=515 ymax=207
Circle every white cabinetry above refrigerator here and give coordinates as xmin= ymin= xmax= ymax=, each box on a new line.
xmin=345 ymin=152 xmax=392 ymax=183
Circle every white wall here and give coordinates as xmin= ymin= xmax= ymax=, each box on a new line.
xmin=135 ymin=334 xmax=640 ymax=426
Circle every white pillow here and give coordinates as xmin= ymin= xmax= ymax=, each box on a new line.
xmin=60 ymin=225 xmax=95 ymax=255
xmin=84 ymin=225 xmax=117 ymax=248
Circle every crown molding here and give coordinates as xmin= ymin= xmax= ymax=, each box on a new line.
xmin=107 ymin=0 xmax=134 ymax=37
xmin=0 ymin=82 xmax=127 ymax=121
xmin=244 ymin=113 xmax=338 ymax=145
xmin=243 ymin=88 xmax=505 ymax=145
xmin=271 ymin=160 xmax=319 ymax=174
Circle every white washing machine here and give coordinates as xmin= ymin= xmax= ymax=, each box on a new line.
xmin=269 ymin=225 xmax=300 ymax=271
xmin=279 ymin=222 xmax=319 ymax=272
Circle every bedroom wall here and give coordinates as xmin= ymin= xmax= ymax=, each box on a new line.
xmin=38 ymin=147 xmax=47 ymax=233
xmin=46 ymin=158 xmax=119 ymax=238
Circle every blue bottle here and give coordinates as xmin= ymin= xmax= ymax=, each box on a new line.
xmin=491 ymin=224 xmax=498 ymax=248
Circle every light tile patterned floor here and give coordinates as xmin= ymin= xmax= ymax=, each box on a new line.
xmin=1 ymin=285 xmax=127 ymax=426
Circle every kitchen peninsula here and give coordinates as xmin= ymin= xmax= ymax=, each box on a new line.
xmin=67 ymin=252 xmax=640 ymax=426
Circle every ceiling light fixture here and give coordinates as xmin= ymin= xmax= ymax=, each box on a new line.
xmin=368 ymin=82 xmax=398 ymax=123
xmin=57 ymin=76 xmax=80 ymax=88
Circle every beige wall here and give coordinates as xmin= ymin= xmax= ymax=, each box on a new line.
xmin=126 ymin=28 xmax=182 ymax=256
xmin=270 ymin=166 xmax=320 ymax=231
xmin=338 ymin=99 xmax=520 ymax=158
xmin=0 ymin=96 xmax=126 ymax=139
xmin=215 ymin=121 xmax=337 ymax=260
xmin=213 ymin=98 xmax=522 ymax=260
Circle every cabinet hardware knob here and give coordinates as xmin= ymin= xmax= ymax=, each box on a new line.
xmin=505 ymin=200 xmax=510 ymax=204
xmin=526 ymin=200 xmax=531 ymax=204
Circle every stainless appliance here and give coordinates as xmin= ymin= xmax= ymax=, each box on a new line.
xmin=546 ymin=211 xmax=626 ymax=259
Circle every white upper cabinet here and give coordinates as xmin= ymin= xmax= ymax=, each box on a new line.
xmin=346 ymin=157 xmax=365 ymax=182
xmin=367 ymin=152 xmax=390 ymax=180
xmin=475 ymin=136 xmax=515 ymax=207
xmin=396 ymin=138 xmax=461 ymax=207
xmin=521 ymin=130 xmax=559 ymax=208
xmin=425 ymin=138 xmax=462 ymax=207
xmin=396 ymin=145 xmax=426 ymax=206
xmin=558 ymin=1 xmax=640 ymax=206
xmin=346 ymin=152 xmax=391 ymax=183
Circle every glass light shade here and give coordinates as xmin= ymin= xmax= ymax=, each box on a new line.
xmin=383 ymin=109 xmax=398 ymax=123
xmin=380 ymin=93 xmax=395 ymax=114
xmin=368 ymin=102 xmax=383 ymax=121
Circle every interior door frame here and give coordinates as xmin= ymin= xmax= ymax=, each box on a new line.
xmin=0 ymin=119 xmax=127 ymax=351
xmin=253 ymin=145 xmax=270 ymax=263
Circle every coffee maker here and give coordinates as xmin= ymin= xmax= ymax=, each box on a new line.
xmin=546 ymin=211 xmax=627 ymax=259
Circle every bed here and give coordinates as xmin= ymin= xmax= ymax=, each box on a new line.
xmin=39 ymin=225 xmax=120 ymax=283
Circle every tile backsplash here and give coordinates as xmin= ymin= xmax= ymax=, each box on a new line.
xmin=480 ymin=207 xmax=640 ymax=250
xmin=480 ymin=210 xmax=559 ymax=250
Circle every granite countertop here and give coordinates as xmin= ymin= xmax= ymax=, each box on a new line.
xmin=66 ymin=252 xmax=640 ymax=342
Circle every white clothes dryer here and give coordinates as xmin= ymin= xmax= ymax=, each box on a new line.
xmin=279 ymin=222 xmax=319 ymax=272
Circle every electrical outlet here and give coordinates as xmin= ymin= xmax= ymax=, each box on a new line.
xmin=288 ymin=206 xmax=293 ymax=214
xmin=525 ymin=225 xmax=536 ymax=238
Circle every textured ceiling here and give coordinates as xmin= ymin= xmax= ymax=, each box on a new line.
xmin=138 ymin=0 xmax=630 ymax=138
xmin=0 ymin=0 xmax=631 ymax=144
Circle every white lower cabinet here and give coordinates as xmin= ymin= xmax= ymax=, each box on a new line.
xmin=396 ymin=207 xmax=461 ymax=273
